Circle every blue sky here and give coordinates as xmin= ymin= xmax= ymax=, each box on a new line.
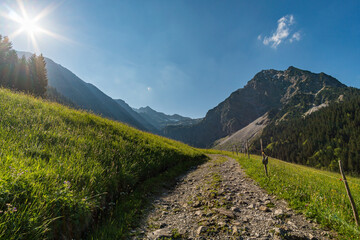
xmin=1 ymin=0 xmax=359 ymax=118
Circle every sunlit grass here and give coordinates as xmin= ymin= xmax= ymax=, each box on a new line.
xmin=0 ymin=88 xmax=206 ymax=239
xmin=2 ymin=86 xmax=359 ymax=239
xmin=230 ymin=153 xmax=360 ymax=240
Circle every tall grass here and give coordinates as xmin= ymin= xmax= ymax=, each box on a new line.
xmin=0 ymin=88 xmax=205 ymax=239
xmin=89 ymin=155 xmax=205 ymax=239
xmin=231 ymin=154 xmax=360 ymax=240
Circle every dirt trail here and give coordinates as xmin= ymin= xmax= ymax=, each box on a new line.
xmin=131 ymin=155 xmax=334 ymax=239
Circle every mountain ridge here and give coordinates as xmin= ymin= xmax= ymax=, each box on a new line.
xmin=134 ymin=105 xmax=202 ymax=131
xmin=17 ymin=51 xmax=150 ymax=131
xmin=115 ymin=99 xmax=160 ymax=133
xmin=165 ymin=66 xmax=350 ymax=148
xmin=16 ymin=51 xmax=200 ymax=133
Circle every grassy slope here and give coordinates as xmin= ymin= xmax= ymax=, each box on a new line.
xmin=0 ymin=88 xmax=206 ymax=239
xmin=226 ymin=153 xmax=360 ymax=240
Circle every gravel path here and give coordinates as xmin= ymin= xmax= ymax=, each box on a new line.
xmin=131 ymin=155 xmax=334 ymax=240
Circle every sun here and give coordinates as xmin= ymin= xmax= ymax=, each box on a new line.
xmin=0 ymin=0 xmax=67 ymax=52
xmin=19 ymin=17 xmax=40 ymax=36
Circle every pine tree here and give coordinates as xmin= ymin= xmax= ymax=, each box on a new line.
xmin=0 ymin=36 xmax=13 ymax=86
xmin=16 ymin=55 xmax=28 ymax=91
xmin=0 ymin=35 xmax=49 ymax=96
xmin=27 ymin=54 xmax=37 ymax=93
xmin=34 ymin=54 xmax=48 ymax=97
xmin=5 ymin=50 xmax=18 ymax=88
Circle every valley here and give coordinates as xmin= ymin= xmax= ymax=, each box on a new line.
xmin=16 ymin=50 xmax=360 ymax=175
xmin=1 ymin=68 xmax=360 ymax=239
xmin=1 ymin=28 xmax=360 ymax=240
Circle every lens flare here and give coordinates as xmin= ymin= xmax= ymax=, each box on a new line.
xmin=0 ymin=0 xmax=69 ymax=52
xmin=20 ymin=18 xmax=39 ymax=35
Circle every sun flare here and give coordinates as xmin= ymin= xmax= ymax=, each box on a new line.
xmin=0 ymin=0 xmax=67 ymax=52
xmin=20 ymin=17 xmax=40 ymax=36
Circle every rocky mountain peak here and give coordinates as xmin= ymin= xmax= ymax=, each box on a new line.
xmin=284 ymin=65 xmax=303 ymax=75
xmin=164 ymin=66 xmax=350 ymax=148
xmin=244 ymin=66 xmax=346 ymax=102
xmin=138 ymin=106 xmax=153 ymax=112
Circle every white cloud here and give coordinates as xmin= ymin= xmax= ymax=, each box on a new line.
xmin=288 ymin=15 xmax=294 ymax=24
xmin=290 ymin=32 xmax=301 ymax=42
xmin=260 ymin=14 xmax=301 ymax=49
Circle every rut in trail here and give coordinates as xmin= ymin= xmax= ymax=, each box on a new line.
xmin=131 ymin=155 xmax=334 ymax=240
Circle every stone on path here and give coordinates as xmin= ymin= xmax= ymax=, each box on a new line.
xmin=259 ymin=205 xmax=270 ymax=212
xmin=274 ymin=209 xmax=284 ymax=216
xmin=148 ymin=228 xmax=172 ymax=240
xmin=196 ymin=226 xmax=207 ymax=235
xmin=215 ymin=208 xmax=235 ymax=219
xmin=230 ymin=206 xmax=241 ymax=212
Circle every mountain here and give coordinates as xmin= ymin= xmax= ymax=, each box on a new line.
xmin=17 ymin=51 xmax=148 ymax=130
xmin=134 ymin=106 xmax=202 ymax=131
xmin=165 ymin=66 xmax=349 ymax=148
xmin=115 ymin=99 xmax=159 ymax=133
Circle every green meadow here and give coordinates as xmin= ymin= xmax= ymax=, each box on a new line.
xmin=0 ymin=88 xmax=206 ymax=239
xmin=2 ymin=87 xmax=360 ymax=239
xmin=229 ymin=153 xmax=360 ymax=240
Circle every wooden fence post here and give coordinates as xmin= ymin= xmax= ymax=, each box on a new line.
xmin=339 ymin=160 xmax=359 ymax=226
xmin=260 ymin=138 xmax=268 ymax=176
xmin=262 ymin=152 xmax=269 ymax=177
xmin=264 ymin=164 xmax=268 ymax=176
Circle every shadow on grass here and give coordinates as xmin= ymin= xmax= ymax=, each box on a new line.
xmin=88 ymin=155 xmax=208 ymax=239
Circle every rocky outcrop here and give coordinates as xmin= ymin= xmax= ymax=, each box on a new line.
xmin=214 ymin=112 xmax=270 ymax=151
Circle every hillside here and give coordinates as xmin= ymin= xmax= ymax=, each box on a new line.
xmin=165 ymin=66 xmax=350 ymax=148
xmin=134 ymin=106 xmax=202 ymax=131
xmin=16 ymin=51 xmax=148 ymax=131
xmin=257 ymin=91 xmax=360 ymax=173
xmin=0 ymin=88 xmax=205 ymax=239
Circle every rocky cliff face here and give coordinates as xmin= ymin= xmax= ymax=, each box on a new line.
xmin=164 ymin=66 xmax=347 ymax=148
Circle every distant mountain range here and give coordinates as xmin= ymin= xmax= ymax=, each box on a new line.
xmin=114 ymin=99 xmax=159 ymax=133
xmin=133 ymin=106 xmax=202 ymax=131
xmin=164 ymin=66 xmax=355 ymax=148
xmin=17 ymin=51 xmax=198 ymax=133
xmin=16 ymin=52 xmax=358 ymax=150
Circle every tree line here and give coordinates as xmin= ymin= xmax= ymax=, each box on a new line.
xmin=0 ymin=35 xmax=48 ymax=97
xmin=260 ymin=92 xmax=360 ymax=174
